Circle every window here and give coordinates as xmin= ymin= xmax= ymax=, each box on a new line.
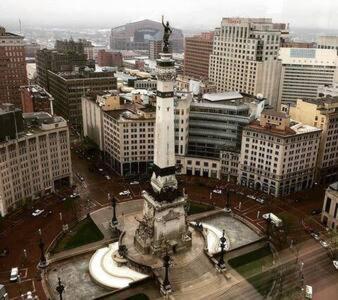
xmin=325 ymin=197 xmax=332 ymax=213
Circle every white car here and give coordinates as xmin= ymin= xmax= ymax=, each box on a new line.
xmin=223 ymin=207 xmax=232 ymax=213
xmin=105 ymin=175 xmax=111 ymax=180
xmin=119 ymin=190 xmax=131 ymax=196
xmin=320 ymin=240 xmax=329 ymax=248
xmin=98 ymin=168 xmax=103 ymax=172
xmin=70 ymin=193 xmax=79 ymax=198
xmin=310 ymin=232 xmax=320 ymax=240
xmin=213 ymin=189 xmax=222 ymax=194
xmin=256 ymin=197 xmax=265 ymax=204
xmin=333 ymin=260 xmax=338 ymax=270
xmin=32 ymin=209 xmax=44 ymax=216
xmin=130 ymin=181 xmax=139 ymax=185
xmin=247 ymin=195 xmax=256 ymax=200
xmin=10 ymin=267 xmax=19 ymax=282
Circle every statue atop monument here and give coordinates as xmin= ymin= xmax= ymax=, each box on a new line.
xmin=162 ymin=15 xmax=172 ymax=53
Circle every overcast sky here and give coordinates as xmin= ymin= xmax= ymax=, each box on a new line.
xmin=1 ymin=0 xmax=338 ymax=31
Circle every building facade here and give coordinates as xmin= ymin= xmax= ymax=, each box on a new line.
xmin=103 ymin=105 xmax=155 ymax=176
xmin=36 ymin=41 xmax=90 ymax=91
xmin=0 ymin=111 xmax=72 ymax=216
xmin=278 ymin=48 xmax=338 ymax=107
xmin=0 ymin=26 xmax=27 ymax=107
xmin=290 ymin=97 xmax=338 ymax=183
xmin=184 ymin=32 xmax=214 ymax=79
xmin=20 ymin=85 xmax=54 ymax=114
xmin=321 ymin=182 xmax=338 ymax=229
xmin=318 ymin=83 xmax=338 ymax=97
xmin=317 ymin=36 xmax=338 ymax=54
xmin=209 ymin=18 xmax=283 ymax=108
xmin=97 ymin=50 xmax=123 ymax=67
xmin=48 ymin=70 xmax=117 ymax=131
xmin=238 ymin=110 xmax=321 ymax=197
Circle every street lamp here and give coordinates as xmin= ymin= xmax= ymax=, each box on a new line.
xmin=217 ymin=229 xmax=227 ymax=271
xmin=161 ymin=250 xmax=172 ymax=295
xmin=109 ymin=193 xmax=119 ymax=235
xmin=56 ymin=277 xmax=65 ymax=300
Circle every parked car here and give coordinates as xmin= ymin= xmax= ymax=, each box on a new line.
xmin=105 ymin=175 xmax=111 ymax=180
xmin=320 ymin=240 xmax=329 ymax=248
xmin=9 ymin=267 xmax=18 ymax=282
xmin=333 ymin=260 xmax=338 ymax=270
xmin=130 ymin=181 xmax=139 ymax=185
xmin=311 ymin=209 xmax=322 ymax=215
xmin=32 ymin=209 xmax=44 ymax=217
xmin=247 ymin=195 xmax=256 ymax=200
xmin=305 ymin=285 xmax=313 ymax=299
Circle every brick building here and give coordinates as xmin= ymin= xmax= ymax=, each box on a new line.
xmin=0 ymin=26 xmax=27 ymax=107
xmin=183 ymin=32 xmax=214 ymax=79
xmin=20 ymin=85 xmax=54 ymax=114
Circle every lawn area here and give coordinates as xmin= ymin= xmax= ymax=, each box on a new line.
xmin=228 ymin=245 xmax=274 ymax=296
xmin=51 ymin=217 xmax=104 ymax=253
xmin=187 ymin=201 xmax=214 ymax=215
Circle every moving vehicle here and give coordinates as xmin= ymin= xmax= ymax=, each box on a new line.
xmin=119 ymin=190 xmax=131 ymax=196
xmin=333 ymin=260 xmax=338 ymax=270
xmin=223 ymin=207 xmax=232 ymax=213
xmin=256 ymin=197 xmax=265 ymax=204
xmin=105 ymin=175 xmax=111 ymax=180
xmin=262 ymin=213 xmax=283 ymax=227
xmin=32 ymin=209 xmax=44 ymax=216
xmin=130 ymin=181 xmax=139 ymax=185
xmin=320 ymin=240 xmax=329 ymax=248
xmin=310 ymin=232 xmax=320 ymax=240
xmin=305 ymin=285 xmax=313 ymax=299
xmin=247 ymin=195 xmax=256 ymax=200
xmin=70 ymin=193 xmax=79 ymax=198
xmin=213 ymin=189 xmax=222 ymax=194
xmin=10 ymin=267 xmax=18 ymax=282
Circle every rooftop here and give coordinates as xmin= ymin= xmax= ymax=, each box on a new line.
xmin=279 ymin=48 xmax=338 ymax=65
xmin=262 ymin=109 xmax=288 ymax=118
xmin=203 ymin=92 xmax=243 ymax=102
xmin=20 ymin=85 xmax=53 ymax=100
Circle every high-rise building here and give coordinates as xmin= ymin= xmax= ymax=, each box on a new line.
xmin=278 ymin=48 xmax=338 ymax=107
xmin=0 ymin=26 xmax=27 ymax=107
xmin=0 ymin=109 xmax=72 ymax=216
xmin=110 ymin=19 xmax=184 ymax=52
xmin=238 ymin=110 xmax=321 ymax=197
xmin=317 ymin=36 xmax=338 ymax=54
xmin=48 ymin=70 xmax=117 ymax=131
xmin=321 ymin=182 xmax=338 ymax=228
xmin=183 ymin=32 xmax=214 ymax=79
xmin=209 ymin=18 xmax=284 ymax=108
xmin=290 ymin=97 xmax=338 ymax=183
xmin=20 ymin=85 xmax=54 ymax=114
xmin=36 ymin=39 xmax=91 ymax=90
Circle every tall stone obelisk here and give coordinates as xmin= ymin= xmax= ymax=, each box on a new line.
xmin=134 ymin=17 xmax=191 ymax=256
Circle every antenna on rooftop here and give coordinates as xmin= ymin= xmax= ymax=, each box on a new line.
xmin=19 ymin=19 xmax=22 ymax=34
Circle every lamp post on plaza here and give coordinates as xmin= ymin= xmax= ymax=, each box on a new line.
xmin=56 ymin=277 xmax=65 ymax=300
xmin=161 ymin=250 xmax=172 ymax=295
xmin=217 ymin=229 xmax=227 ymax=271
xmin=109 ymin=193 xmax=119 ymax=234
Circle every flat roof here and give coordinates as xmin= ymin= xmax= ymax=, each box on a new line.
xmin=203 ymin=92 xmax=243 ymax=102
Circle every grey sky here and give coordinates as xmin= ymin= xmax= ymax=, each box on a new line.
xmin=1 ymin=0 xmax=338 ymax=31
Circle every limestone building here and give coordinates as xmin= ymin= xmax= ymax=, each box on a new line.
xmin=209 ymin=18 xmax=284 ymax=108
xmin=317 ymin=36 xmax=338 ymax=54
xmin=321 ymin=182 xmax=338 ymax=229
xmin=0 ymin=106 xmax=72 ymax=216
xmin=290 ymin=97 xmax=338 ymax=183
xmin=278 ymin=48 xmax=338 ymax=107
xmin=238 ymin=110 xmax=321 ymax=197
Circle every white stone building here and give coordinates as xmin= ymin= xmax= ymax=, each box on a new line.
xmin=238 ymin=110 xmax=321 ymax=197
xmin=321 ymin=182 xmax=338 ymax=229
xmin=278 ymin=48 xmax=338 ymax=107
xmin=318 ymin=83 xmax=338 ymax=98
xmin=209 ymin=18 xmax=284 ymax=108
xmin=0 ymin=112 xmax=72 ymax=216
xmin=317 ymin=36 xmax=338 ymax=53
